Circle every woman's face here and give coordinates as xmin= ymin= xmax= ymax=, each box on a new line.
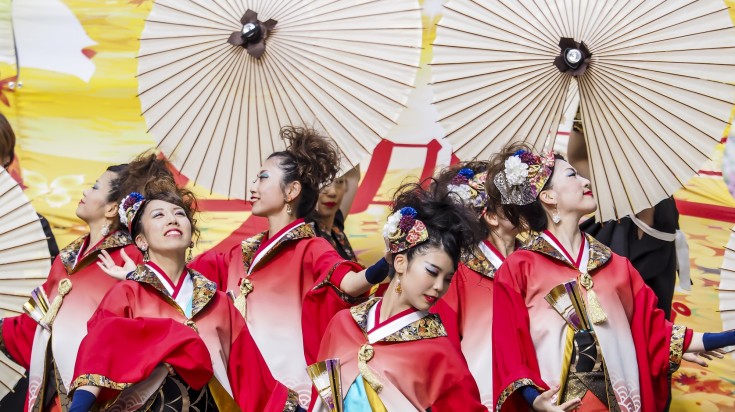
xmin=249 ymin=157 xmax=288 ymax=217
xmin=317 ymin=177 xmax=346 ymax=216
xmin=394 ymin=246 xmax=455 ymax=312
xmin=135 ymin=199 xmax=192 ymax=255
xmin=544 ymin=159 xmax=597 ymax=219
xmin=76 ymin=170 xmax=117 ymax=224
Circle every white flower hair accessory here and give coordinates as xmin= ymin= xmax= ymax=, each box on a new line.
xmin=494 ymin=150 xmax=555 ymax=205
xmin=503 ymin=155 xmax=529 ymax=186
xmin=447 ymin=183 xmax=473 ymax=202
xmin=382 ymin=209 xmax=403 ymax=239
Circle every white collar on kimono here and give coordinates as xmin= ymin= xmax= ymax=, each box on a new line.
xmin=145 ymin=263 xmax=194 ymax=317
xmin=366 ymin=300 xmax=430 ymax=344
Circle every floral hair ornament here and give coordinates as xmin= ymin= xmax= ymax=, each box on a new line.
xmin=382 ymin=206 xmax=429 ymax=254
xmin=118 ymin=192 xmax=146 ymax=233
xmin=447 ymin=168 xmax=487 ymax=209
xmin=447 ymin=168 xmax=488 ymax=210
xmin=494 ymin=150 xmax=556 ymax=205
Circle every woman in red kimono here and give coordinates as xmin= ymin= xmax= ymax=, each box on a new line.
xmin=190 ymin=126 xmax=391 ymax=407
xmin=491 ymin=145 xmax=735 ymax=412
xmin=430 ymin=159 xmax=520 ymax=409
xmin=310 ymin=166 xmax=360 ymax=262
xmin=69 ymin=181 xmax=298 ymax=412
xmin=310 ymin=182 xmax=486 ymax=412
xmin=0 ymin=154 xmax=171 ymax=412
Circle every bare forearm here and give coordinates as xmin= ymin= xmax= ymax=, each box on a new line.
xmin=686 ymin=332 xmax=705 ymax=353
xmin=339 ymin=269 xmax=373 ymax=297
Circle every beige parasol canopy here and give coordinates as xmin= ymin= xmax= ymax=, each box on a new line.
xmin=432 ymin=0 xmax=735 ymax=221
xmin=0 ymin=167 xmax=51 ymax=398
xmin=138 ymin=0 xmax=423 ymax=199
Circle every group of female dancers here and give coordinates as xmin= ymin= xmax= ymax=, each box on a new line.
xmin=2 ymin=124 xmax=735 ymax=412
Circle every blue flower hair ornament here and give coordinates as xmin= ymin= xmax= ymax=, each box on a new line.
xmin=382 ymin=206 xmax=429 ymax=254
xmin=118 ymin=192 xmax=146 ymax=233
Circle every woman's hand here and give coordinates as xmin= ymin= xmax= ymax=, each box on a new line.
xmin=532 ymin=385 xmax=581 ymax=412
xmin=683 ymin=349 xmax=726 ymax=367
xmin=97 ymin=249 xmax=137 ymax=280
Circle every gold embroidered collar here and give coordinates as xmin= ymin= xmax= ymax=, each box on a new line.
xmin=241 ymin=223 xmax=316 ymax=273
xmin=461 ymin=247 xmax=497 ymax=279
xmin=59 ymin=231 xmax=133 ymax=274
xmin=128 ymin=265 xmax=217 ymax=318
xmin=350 ymin=298 xmax=446 ymax=342
xmin=523 ymin=233 xmax=612 ymax=273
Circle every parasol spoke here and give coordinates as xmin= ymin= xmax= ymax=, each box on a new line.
xmin=442 ymin=65 xmax=560 ymax=146
xmin=588 ymin=65 xmax=719 ymax=169
xmin=581 ymin=75 xmax=656 ymax=216
xmin=274 ymin=40 xmax=414 ymax=113
xmin=266 ymin=46 xmax=381 ymax=154
xmin=0 ymin=166 xmax=51 ymax=403
xmin=586 ymin=1 xmax=656 ymax=51
xmin=457 ymin=69 xmax=566 ymax=157
xmin=441 ymin=2 xmax=557 ymax=53
xmin=583 ymin=69 xmax=679 ymax=203
xmin=189 ymin=45 xmax=247 ymax=189
xmin=157 ymin=0 xmax=236 ymax=29
xmin=155 ymin=47 xmax=240 ymax=156
xmin=176 ymin=47 xmax=244 ymax=173
xmin=593 ymin=1 xmax=713 ymax=53
xmin=209 ymin=48 xmax=247 ymax=197
xmin=142 ymin=45 xmax=234 ymax=136
xmin=518 ymin=0 xmax=563 ymax=45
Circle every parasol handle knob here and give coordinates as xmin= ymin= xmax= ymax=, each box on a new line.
xmin=241 ymin=22 xmax=262 ymax=43
xmin=554 ymin=37 xmax=592 ymax=76
xmin=564 ymin=48 xmax=583 ymax=68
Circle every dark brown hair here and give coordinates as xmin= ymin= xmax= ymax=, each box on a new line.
xmin=389 ymin=179 xmax=481 ymax=272
xmin=268 ymin=126 xmax=341 ymax=218
xmin=433 ymin=161 xmax=489 ymax=237
xmin=0 ymin=113 xmax=16 ymax=163
xmin=106 ymin=153 xmax=176 ymax=233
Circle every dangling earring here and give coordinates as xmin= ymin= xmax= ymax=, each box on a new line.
xmin=552 ymin=208 xmax=561 ymax=224
xmin=100 ymin=223 xmax=110 ymax=237
xmin=187 ymin=242 xmax=194 ymax=263
xmin=286 ymin=202 xmax=293 ymax=215
xmin=395 ymin=278 xmax=402 ymax=294
xmin=142 ymin=246 xmax=149 ymax=263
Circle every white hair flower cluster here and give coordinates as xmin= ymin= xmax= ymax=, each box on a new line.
xmin=504 ymin=155 xmax=529 ymax=186
xmin=447 ymin=184 xmax=473 ymax=201
xmin=382 ymin=209 xmax=403 ymax=239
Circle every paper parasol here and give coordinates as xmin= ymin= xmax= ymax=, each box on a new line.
xmin=138 ymin=0 xmax=422 ymax=199
xmin=431 ymin=0 xmax=735 ymax=220
xmin=0 ymin=167 xmax=51 ymax=398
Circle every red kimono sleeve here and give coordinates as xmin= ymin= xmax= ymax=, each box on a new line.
xmin=430 ymin=374 xmax=486 ymax=412
xmin=1 ymin=313 xmax=37 ymax=369
xmin=71 ymin=283 xmax=213 ymax=401
xmin=492 ymin=262 xmax=547 ymax=412
xmin=1 ymin=256 xmax=68 ymax=368
xmin=228 ymin=302 xmax=295 ymax=412
xmin=301 ymin=239 xmax=364 ymax=365
xmin=627 ymin=260 xmax=690 ymax=412
xmin=189 ymin=249 xmax=233 ymax=291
